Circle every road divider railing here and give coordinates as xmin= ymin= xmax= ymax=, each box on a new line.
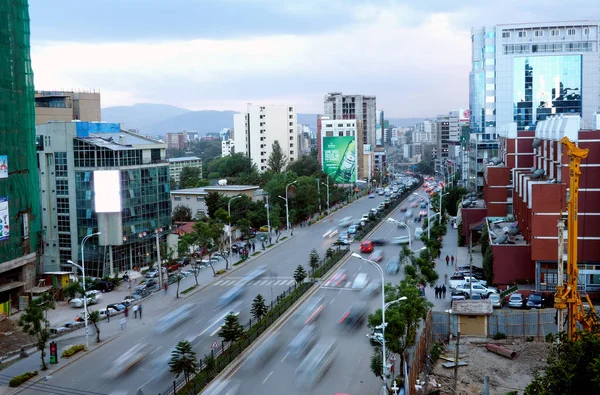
xmin=160 ymin=249 xmax=350 ymax=395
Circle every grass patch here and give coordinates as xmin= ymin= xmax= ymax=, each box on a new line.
xmin=280 ymin=236 xmax=288 ymax=241
xmin=251 ymin=251 xmax=261 ymax=256
xmin=215 ymin=269 xmax=226 ymax=275
xmin=233 ymin=259 xmax=245 ymax=266
xmin=181 ymin=285 xmax=197 ymax=295
xmin=266 ymin=244 xmax=274 ymax=248
xmin=61 ymin=344 xmax=86 ymax=358
xmin=9 ymin=371 xmax=38 ymax=387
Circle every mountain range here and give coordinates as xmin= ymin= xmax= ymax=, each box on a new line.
xmin=101 ymin=103 xmax=427 ymax=136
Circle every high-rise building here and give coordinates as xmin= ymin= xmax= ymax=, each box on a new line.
xmin=413 ymin=120 xmax=437 ymax=144
xmin=35 ymin=90 xmax=101 ymax=124
xmin=37 ymin=122 xmax=171 ymax=277
xmin=0 ymin=0 xmax=40 ymax=316
xmin=436 ymin=114 xmax=450 ymax=159
xmin=168 ymin=157 xmax=202 ymax=184
xmin=319 ymin=118 xmax=364 ymax=183
xmin=221 ymin=139 xmax=235 ymax=157
xmin=469 ymin=21 xmax=600 ymax=190
xmin=233 ymin=104 xmax=297 ymax=172
xmin=324 ymin=92 xmax=377 ymax=147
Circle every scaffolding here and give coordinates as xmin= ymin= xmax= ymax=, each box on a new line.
xmin=0 ymin=0 xmax=41 ymax=262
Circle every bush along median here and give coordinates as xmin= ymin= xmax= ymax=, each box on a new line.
xmin=61 ymin=344 xmax=86 ymax=358
xmin=9 ymin=371 xmax=38 ymax=387
xmin=165 ymin=250 xmax=349 ymax=395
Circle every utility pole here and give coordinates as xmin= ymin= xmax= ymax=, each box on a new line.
xmin=453 ymin=332 xmax=460 ymax=395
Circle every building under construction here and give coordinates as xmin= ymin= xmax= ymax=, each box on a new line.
xmin=0 ymin=1 xmax=41 ymax=316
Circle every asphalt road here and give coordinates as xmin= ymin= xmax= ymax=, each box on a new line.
xmin=13 ymin=191 xmax=419 ymax=395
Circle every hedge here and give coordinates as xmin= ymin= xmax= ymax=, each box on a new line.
xmin=61 ymin=344 xmax=86 ymax=358
xmin=9 ymin=371 xmax=38 ymax=387
xmin=215 ymin=269 xmax=226 ymax=275
xmin=181 ymin=285 xmax=197 ymax=295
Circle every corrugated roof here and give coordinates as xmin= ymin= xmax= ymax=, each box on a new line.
xmin=452 ymin=300 xmax=493 ymax=315
xmin=168 ymin=157 xmax=201 ymax=162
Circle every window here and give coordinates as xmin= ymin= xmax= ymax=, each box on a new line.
xmin=535 ymin=30 xmax=544 ymax=37
xmin=289 ymin=136 xmax=294 ymax=140
xmin=289 ymin=129 xmax=294 ymax=133
xmin=486 ymin=83 xmax=495 ymax=91
xmin=289 ymin=115 xmax=293 ymax=119
xmin=174 ymin=196 xmax=181 ymax=201
xmin=485 ymin=59 xmax=495 ymax=66
xmin=289 ymin=122 xmax=293 ymax=126
xmin=485 ymin=31 xmax=495 ymax=39
xmin=290 ymin=151 xmax=294 ymax=155
xmin=325 ymin=124 xmax=332 ymax=127
xmin=186 ymin=196 xmax=190 ymax=200
xmin=518 ymin=31 xmax=527 ymax=38
xmin=289 ymin=143 xmax=294 ymax=147
xmin=196 ymin=197 xmax=203 ymax=202
xmin=485 ymin=45 xmax=495 ymax=53
xmin=567 ymin=28 xmax=576 ymax=36
xmin=551 ymin=29 xmax=560 ymax=36
xmin=486 ymin=96 xmax=495 ymax=103
xmin=288 ymin=107 xmax=293 ymax=112
xmin=502 ymin=31 xmax=511 ymax=38
xmin=337 ymin=123 xmax=343 ymax=127
xmin=584 ymin=28 xmax=589 ymax=35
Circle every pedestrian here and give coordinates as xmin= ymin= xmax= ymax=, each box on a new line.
xmin=164 ymin=282 xmax=168 ymax=294
xmin=252 ymin=243 xmax=255 ymax=253
xmin=133 ymin=304 xmax=139 ymax=319
xmin=445 ymin=255 xmax=450 ymax=265
xmin=442 ymin=285 xmax=447 ymax=298
xmin=138 ymin=304 xmax=143 ymax=319
xmin=120 ymin=317 xmax=126 ymax=330
xmin=451 ymin=255 xmax=455 ymax=265
xmin=269 ymin=236 xmax=272 ymax=244
xmin=106 ymin=307 xmax=110 ymax=323
xmin=437 ymin=250 xmax=441 ymax=259
xmin=124 ymin=306 xmax=129 ymax=318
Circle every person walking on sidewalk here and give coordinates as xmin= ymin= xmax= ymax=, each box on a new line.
xmin=120 ymin=317 xmax=127 ymax=330
xmin=442 ymin=285 xmax=447 ymax=298
xmin=124 ymin=306 xmax=129 ymax=319
xmin=106 ymin=307 xmax=110 ymax=323
xmin=164 ymin=282 xmax=168 ymax=294
xmin=451 ymin=255 xmax=455 ymax=265
xmin=133 ymin=304 xmax=139 ymax=319
xmin=138 ymin=304 xmax=143 ymax=319
xmin=445 ymin=255 xmax=450 ymax=265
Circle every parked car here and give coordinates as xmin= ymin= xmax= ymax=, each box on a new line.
xmin=508 ymin=293 xmax=526 ymax=309
xmin=231 ymin=242 xmax=246 ymax=253
xmin=451 ymin=290 xmax=468 ymax=301
xmin=165 ymin=262 xmax=180 ymax=272
xmin=177 ymin=257 xmax=191 ymax=266
xmin=145 ymin=268 xmax=159 ymax=278
xmin=259 ymin=225 xmax=269 ymax=232
xmin=107 ymin=303 xmax=126 ymax=312
xmin=94 ymin=280 xmax=115 ymax=293
xmin=348 ymin=225 xmax=358 ymax=235
xmin=526 ymin=292 xmax=545 ymax=309
xmin=369 ymin=193 xmax=376 ymax=199
xmin=488 ymin=293 xmax=502 ymax=308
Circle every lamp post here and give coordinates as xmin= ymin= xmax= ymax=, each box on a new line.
xmin=265 ymin=194 xmax=271 ymax=234
xmin=155 ymin=227 xmax=165 ymax=289
xmin=386 ymin=218 xmax=412 ymax=251
xmin=67 ymin=231 xmax=100 ymax=350
xmin=283 ymin=181 xmax=297 ymax=231
xmin=228 ymin=195 xmax=242 ymax=261
xmin=316 ymin=179 xmax=322 ymax=213
xmin=351 ymin=253 xmax=407 ymax=387
xmin=321 ymin=181 xmax=330 ymax=213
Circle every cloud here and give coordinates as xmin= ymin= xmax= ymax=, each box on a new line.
xmin=31 ymin=6 xmax=470 ymax=117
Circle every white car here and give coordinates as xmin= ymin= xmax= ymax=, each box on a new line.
xmin=104 ymin=343 xmax=149 ymax=379
xmin=455 ymin=283 xmax=494 ymax=298
xmin=352 ymin=273 xmax=369 ymax=290
xmin=488 ymin=293 xmax=502 ymax=308
xmin=391 ymin=236 xmax=411 ymax=245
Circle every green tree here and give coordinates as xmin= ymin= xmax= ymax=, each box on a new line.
xmin=169 ymin=340 xmax=199 ymax=384
xmin=188 ymin=220 xmax=222 ymax=277
xmin=267 ymin=140 xmax=288 ymax=173
xmin=309 ymin=248 xmax=320 ymax=276
xmin=172 ymin=205 xmax=193 ymax=222
xmin=170 ymin=176 xmax=178 ymax=191
xmin=250 ymin=294 xmax=268 ymax=321
xmin=480 ymin=223 xmax=489 ymax=257
xmin=482 ymin=248 xmax=493 ymax=285
xmin=204 ymin=191 xmax=224 ymax=219
xmin=369 ymin=348 xmax=383 ymax=379
xmin=18 ymin=294 xmax=56 ymax=370
xmin=218 ymin=313 xmax=244 ymax=344
xmin=293 ymin=264 xmax=307 ymax=284
xmin=175 ymin=272 xmax=183 ymax=298
xmin=88 ymin=309 xmax=101 ymax=343
xmin=63 ymin=281 xmax=84 ymax=300
xmin=179 ymin=166 xmax=203 ymax=189
xmin=325 ymin=248 xmax=334 ymax=260
xmin=287 ymin=155 xmax=322 ymax=177
xmin=525 ymin=330 xmax=600 ymax=395
xmin=367 ymin=278 xmax=432 ymax=374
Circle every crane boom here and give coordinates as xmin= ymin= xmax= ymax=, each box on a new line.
xmin=554 ymin=136 xmax=596 ymax=340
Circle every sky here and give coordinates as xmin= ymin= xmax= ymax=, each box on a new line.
xmin=28 ymin=0 xmax=597 ymax=117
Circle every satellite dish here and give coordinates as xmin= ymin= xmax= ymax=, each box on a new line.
xmin=495 ymin=235 xmax=508 ymax=244
xmin=533 ymin=169 xmax=545 ymax=179
xmin=508 ymin=227 xmax=520 ymax=236
xmin=503 ymin=227 xmax=509 ymax=233
xmin=532 ymin=138 xmax=542 ymax=149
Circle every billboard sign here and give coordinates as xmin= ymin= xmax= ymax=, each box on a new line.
xmin=0 ymin=155 xmax=7 ymax=178
xmin=322 ymin=136 xmax=357 ymax=183
xmin=459 ymin=108 xmax=470 ymax=125
xmin=94 ymin=170 xmax=122 ymax=213
xmin=0 ymin=197 xmax=9 ymax=241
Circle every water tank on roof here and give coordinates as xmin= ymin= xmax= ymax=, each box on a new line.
xmin=532 ymin=138 xmax=542 ymax=149
xmin=495 ymin=235 xmax=508 ymax=244
xmin=218 ymin=179 xmax=227 ymax=186
xmin=508 ymin=227 xmax=520 ymax=236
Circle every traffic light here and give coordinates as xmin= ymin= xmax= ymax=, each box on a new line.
xmin=49 ymin=341 xmax=58 ymax=364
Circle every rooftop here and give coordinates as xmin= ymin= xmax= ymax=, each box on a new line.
xmin=487 ymin=216 xmax=528 ymax=246
xmin=452 ymin=300 xmax=493 ymax=315
xmin=171 ymin=185 xmax=260 ymax=195
xmin=168 ymin=156 xmax=202 ymax=163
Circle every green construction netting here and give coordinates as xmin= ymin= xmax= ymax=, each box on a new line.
xmin=0 ymin=0 xmax=41 ymax=261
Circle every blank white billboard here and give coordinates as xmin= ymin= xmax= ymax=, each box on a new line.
xmin=94 ymin=170 xmax=122 ymax=213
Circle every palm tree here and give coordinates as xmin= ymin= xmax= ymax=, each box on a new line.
xmin=169 ymin=340 xmax=199 ymax=384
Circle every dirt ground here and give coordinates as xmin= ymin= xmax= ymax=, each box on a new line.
xmin=422 ymin=338 xmax=550 ymax=395
xmin=0 ymin=317 xmax=34 ymax=359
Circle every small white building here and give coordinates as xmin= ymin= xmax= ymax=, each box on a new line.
xmin=221 ymin=139 xmax=235 ymax=157
xmin=168 ymin=156 xmax=203 ymax=184
xmin=171 ymin=185 xmax=262 ymax=218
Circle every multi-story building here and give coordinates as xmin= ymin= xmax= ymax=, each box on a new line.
xmin=220 ymin=128 xmax=233 ymax=141
xmin=413 ymin=120 xmax=437 ymax=144
xmin=171 ymin=185 xmax=261 ymax=218
xmin=436 ymin=114 xmax=450 ymax=159
xmin=318 ymin=117 xmax=364 ymax=183
xmin=233 ymin=104 xmax=297 ymax=172
xmin=0 ymin=1 xmax=40 ymax=316
xmin=297 ymin=124 xmax=312 ymax=156
xmin=221 ymin=139 xmax=235 ymax=157
xmin=469 ymin=20 xmax=600 ymax=191
xmin=324 ymin=92 xmax=377 ymax=147
xmin=168 ymin=156 xmax=202 ymax=185
xmin=167 ymin=132 xmax=186 ymax=149
xmin=35 ymin=90 xmax=101 ymax=125
xmin=37 ymin=122 xmax=171 ymax=277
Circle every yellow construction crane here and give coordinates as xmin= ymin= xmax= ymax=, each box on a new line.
xmin=554 ymin=136 xmax=597 ymax=340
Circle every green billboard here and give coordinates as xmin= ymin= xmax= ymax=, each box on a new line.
xmin=322 ymin=136 xmax=357 ymax=183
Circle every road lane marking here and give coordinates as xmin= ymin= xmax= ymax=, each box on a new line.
xmin=329 ymin=298 xmax=335 ymax=305
xmin=286 ymin=280 xmax=295 ymax=285
xmin=175 ymin=329 xmax=186 ymax=338
xmin=263 ymin=371 xmax=274 ymax=384
xmin=148 ymin=345 xmax=163 ymax=356
xmin=200 ymin=311 xmax=236 ymax=336
xmin=280 ymin=352 xmax=289 ymax=363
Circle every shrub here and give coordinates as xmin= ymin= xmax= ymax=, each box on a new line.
xmin=280 ymin=236 xmax=287 ymax=241
xmin=215 ymin=269 xmax=226 ymax=275
xmin=61 ymin=344 xmax=86 ymax=358
xmin=181 ymin=285 xmax=197 ymax=295
xmin=233 ymin=260 xmax=244 ymax=266
xmin=9 ymin=371 xmax=38 ymax=387
xmin=493 ymin=332 xmax=507 ymax=340
xmin=545 ymin=333 xmax=555 ymax=343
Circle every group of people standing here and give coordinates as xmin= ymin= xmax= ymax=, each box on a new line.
xmin=434 ymin=285 xmax=447 ymax=299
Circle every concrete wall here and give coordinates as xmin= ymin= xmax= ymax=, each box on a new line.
xmin=484 ymin=167 xmax=511 ymax=217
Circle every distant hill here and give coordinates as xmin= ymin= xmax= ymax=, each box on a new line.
xmin=102 ymin=103 xmax=190 ymax=131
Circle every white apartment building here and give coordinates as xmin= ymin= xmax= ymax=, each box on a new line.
xmin=233 ymin=104 xmax=297 ymax=172
xmin=221 ymin=139 xmax=234 ymax=157
xmin=469 ymin=20 xmax=600 ymax=190
xmin=324 ymin=92 xmax=377 ymax=147
xmin=320 ymin=117 xmax=364 ymax=180
xmin=167 ymin=156 xmax=203 ymax=184
xmin=413 ymin=120 xmax=437 ymax=143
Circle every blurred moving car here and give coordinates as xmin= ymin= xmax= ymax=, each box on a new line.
xmin=352 ymin=273 xmax=369 ymax=289
xmin=103 ymin=343 xmax=148 ymax=379
xmin=288 ymin=325 xmax=317 ymax=358
xmin=360 ymin=241 xmax=374 ymax=253
xmin=154 ymin=304 xmax=193 ymax=333
xmin=386 ymin=258 xmax=400 ymax=275
xmin=359 ymin=280 xmax=382 ymax=299
xmin=324 ymin=270 xmax=347 ymax=287
xmin=368 ymin=250 xmax=384 ymax=262
xmin=391 ymin=236 xmax=410 ymax=245
xmin=295 ymin=338 xmax=337 ymax=388
xmin=371 ymin=239 xmax=386 ymax=246
xmin=295 ymin=295 xmax=326 ymax=326
xmin=508 ymin=293 xmax=526 ymax=309
xmin=203 ymin=379 xmax=240 ymax=395
xmin=339 ymin=302 xmax=367 ymax=329
xmin=244 ymin=334 xmax=281 ymax=372
xmin=338 ymin=216 xmax=353 ymax=227
xmin=218 ymin=284 xmax=246 ymax=307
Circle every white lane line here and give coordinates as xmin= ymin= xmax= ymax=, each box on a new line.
xmin=345 ymin=281 xmax=352 ymax=288
xmin=213 ymin=280 xmax=224 ymax=286
xmin=338 ymin=288 xmax=344 ymax=294
xmin=255 ymin=280 xmax=266 ymax=286
xmin=200 ymin=311 xmax=234 ymax=336
xmin=286 ymin=280 xmax=295 ymax=285
xmin=280 ymin=352 xmax=289 ymax=363
xmin=329 ymin=298 xmax=335 ymax=305
xmin=140 ymin=376 xmax=155 ymax=388
xmin=175 ymin=329 xmax=186 ymax=338
xmin=263 ymin=371 xmax=274 ymax=384
xmin=148 ymin=345 xmax=163 ymax=356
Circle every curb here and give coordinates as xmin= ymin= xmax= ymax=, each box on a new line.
xmin=181 ymin=236 xmax=296 ymax=300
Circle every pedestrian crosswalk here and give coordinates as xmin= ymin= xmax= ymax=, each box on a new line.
xmin=321 ymin=281 xmax=355 ymax=290
xmin=211 ymin=277 xmax=297 ymax=287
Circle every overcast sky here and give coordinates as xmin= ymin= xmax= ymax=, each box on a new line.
xmin=28 ymin=0 xmax=596 ymax=117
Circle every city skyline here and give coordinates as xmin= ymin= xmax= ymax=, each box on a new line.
xmin=29 ymin=0 xmax=596 ymax=116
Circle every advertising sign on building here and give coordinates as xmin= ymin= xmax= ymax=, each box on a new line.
xmin=322 ymin=136 xmax=357 ymax=183
xmin=459 ymin=109 xmax=470 ymax=126
xmin=0 ymin=197 xmax=9 ymax=241
xmin=0 ymin=155 xmax=7 ymax=178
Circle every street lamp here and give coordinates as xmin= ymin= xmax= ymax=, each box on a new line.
xmin=228 ymin=195 xmax=242 ymax=260
xmin=316 ymin=179 xmax=322 ymax=213
xmin=264 ymin=194 xmax=271 ymax=234
xmin=67 ymin=231 xmax=100 ymax=350
xmin=321 ymin=181 xmax=330 ymax=213
xmin=284 ymin=181 xmax=297 ymax=231
xmin=386 ymin=218 xmax=413 ymax=251
xmin=351 ymin=252 xmax=407 ymax=385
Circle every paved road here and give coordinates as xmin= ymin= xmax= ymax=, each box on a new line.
xmin=6 ymin=193 xmax=412 ymax=395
